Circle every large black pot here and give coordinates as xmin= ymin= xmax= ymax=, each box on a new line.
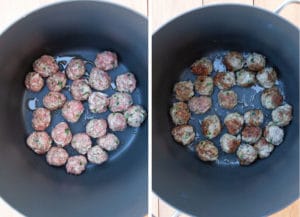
xmin=0 ymin=1 xmax=148 ymax=217
xmin=153 ymin=4 xmax=299 ymax=217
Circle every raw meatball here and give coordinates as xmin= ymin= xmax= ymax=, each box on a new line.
xmin=173 ymin=81 xmax=194 ymax=101
xmin=66 ymin=59 xmax=85 ymax=80
xmin=46 ymin=72 xmax=67 ymax=92
xmin=94 ymin=51 xmax=118 ymax=71
xmin=89 ymin=67 xmax=111 ymax=91
xmin=116 ymin=72 xmax=137 ymax=93
xmin=218 ymin=90 xmax=237 ymax=109
xmin=246 ymin=52 xmax=266 ymax=71
xmin=87 ymin=146 xmax=108 ymax=164
xmin=261 ymin=87 xmax=283 ymax=109
xmin=236 ymin=69 xmax=256 ymax=87
xmin=254 ymin=137 xmax=274 ymax=159
xmin=51 ymin=122 xmax=72 ymax=147
xmin=88 ymin=92 xmax=109 ymax=113
xmin=32 ymin=108 xmax=51 ymax=131
xmin=62 ymin=100 xmax=84 ymax=123
xmin=109 ymin=92 xmax=133 ymax=112
xmin=264 ymin=123 xmax=284 ymax=146
xmin=43 ymin=91 xmax=66 ymax=111
xmin=244 ymin=109 xmax=264 ymax=126
xmin=223 ymin=51 xmax=244 ymax=71
xmin=272 ymin=104 xmax=293 ymax=127
xmin=194 ymin=76 xmax=214 ymax=96
xmin=25 ymin=72 xmax=44 ymax=92
xmin=107 ymin=113 xmax=127 ymax=131
xmin=236 ymin=144 xmax=258 ymax=165
xmin=71 ymin=133 xmax=92 ymax=155
xmin=71 ymin=79 xmax=92 ymax=101
xmin=66 ymin=155 xmax=87 ymax=175
xmin=256 ymin=67 xmax=277 ymax=88
xmin=196 ymin=140 xmax=218 ymax=162
xmin=86 ymin=119 xmax=107 ymax=138
xmin=26 ymin=131 xmax=52 ymax=154
xmin=188 ymin=96 xmax=212 ymax=114
xmin=224 ymin=112 xmax=244 ymax=135
xmin=171 ymin=125 xmax=195 ymax=146
xmin=33 ymin=55 xmax=59 ymax=77
xmin=46 ymin=147 xmax=69 ymax=166
xmin=191 ymin=57 xmax=213 ymax=76
xmin=170 ymin=102 xmax=191 ymax=125
xmin=220 ymin=133 xmax=241 ymax=153
xmin=242 ymin=126 xmax=262 ymax=144
xmin=124 ymin=105 xmax=147 ymax=127
xmin=201 ymin=115 xmax=221 ymax=139
xmin=97 ymin=133 xmax=120 ymax=151
xmin=213 ymin=71 xmax=235 ymax=90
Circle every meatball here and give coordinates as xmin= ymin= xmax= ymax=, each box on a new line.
xmin=264 ymin=123 xmax=284 ymax=146
xmin=116 ymin=72 xmax=137 ymax=93
xmin=51 ymin=122 xmax=72 ymax=147
xmin=170 ymin=102 xmax=191 ymax=125
xmin=97 ymin=133 xmax=120 ymax=151
xmin=32 ymin=108 xmax=51 ymax=131
xmin=223 ymin=51 xmax=244 ymax=71
xmin=218 ymin=90 xmax=238 ymax=109
xmin=254 ymin=137 xmax=274 ymax=159
xmin=46 ymin=147 xmax=69 ymax=166
xmin=71 ymin=79 xmax=92 ymax=101
xmin=43 ymin=91 xmax=66 ymax=111
xmin=244 ymin=109 xmax=264 ymax=126
xmin=26 ymin=131 xmax=52 ymax=154
xmin=89 ymin=67 xmax=111 ymax=91
xmin=107 ymin=113 xmax=127 ymax=131
xmin=188 ymin=96 xmax=212 ymax=114
xmin=94 ymin=51 xmax=118 ymax=71
xmin=272 ymin=104 xmax=293 ymax=127
xmin=196 ymin=140 xmax=218 ymax=162
xmin=173 ymin=81 xmax=194 ymax=101
xmin=242 ymin=126 xmax=262 ymax=144
xmin=33 ymin=55 xmax=59 ymax=77
xmin=194 ymin=76 xmax=214 ymax=96
xmin=46 ymin=72 xmax=67 ymax=92
xmin=201 ymin=115 xmax=221 ymax=139
xmin=171 ymin=125 xmax=195 ymax=146
xmin=261 ymin=87 xmax=283 ymax=109
xmin=256 ymin=67 xmax=277 ymax=88
xmin=66 ymin=155 xmax=87 ymax=175
xmin=191 ymin=57 xmax=213 ymax=76
xmin=109 ymin=92 xmax=133 ymax=112
xmin=236 ymin=144 xmax=258 ymax=165
xmin=213 ymin=71 xmax=235 ymax=90
xmin=220 ymin=133 xmax=241 ymax=154
xmin=236 ymin=69 xmax=256 ymax=87
xmin=124 ymin=105 xmax=147 ymax=127
xmin=71 ymin=133 xmax=92 ymax=155
xmin=86 ymin=119 xmax=107 ymax=138
xmin=62 ymin=100 xmax=84 ymax=123
xmin=66 ymin=58 xmax=85 ymax=80
xmin=88 ymin=92 xmax=109 ymax=113
xmin=87 ymin=146 xmax=108 ymax=164
xmin=224 ymin=112 xmax=244 ymax=135
xmin=246 ymin=52 xmax=266 ymax=71
xmin=25 ymin=72 xmax=44 ymax=92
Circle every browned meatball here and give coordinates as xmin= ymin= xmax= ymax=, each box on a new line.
xmin=217 ymin=90 xmax=237 ymax=109
xmin=46 ymin=71 xmax=67 ymax=92
xmin=43 ymin=91 xmax=66 ymax=111
xmin=46 ymin=147 xmax=69 ymax=166
xmin=224 ymin=112 xmax=244 ymax=135
xmin=214 ymin=71 xmax=235 ymax=90
xmin=25 ymin=72 xmax=44 ymax=92
xmin=191 ymin=57 xmax=213 ymax=76
xmin=242 ymin=126 xmax=262 ymax=144
xmin=170 ymin=102 xmax=191 ymax=125
xmin=272 ymin=104 xmax=293 ymax=127
xmin=66 ymin=155 xmax=87 ymax=175
xmin=201 ymin=115 xmax=221 ymax=139
xmin=66 ymin=59 xmax=85 ymax=80
xmin=194 ymin=76 xmax=214 ymax=96
xmin=71 ymin=79 xmax=92 ymax=101
xmin=254 ymin=137 xmax=274 ymax=159
xmin=188 ymin=96 xmax=212 ymax=114
xmin=173 ymin=81 xmax=194 ymax=101
xmin=244 ymin=109 xmax=264 ymax=126
xmin=237 ymin=144 xmax=257 ymax=165
xmin=171 ymin=125 xmax=195 ymax=146
xmin=33 ymin=55 xmax=59 ymax=77
xmin=26 ymin=131 xmax=52 ymax=154
xmin=256 ymin=67 xmax=277 ymax=88
xmin=32 ymin=108 xmax=51 ymax=131
xmin=196 ymin=140 xmax=218 ymax=162
xmin=246 ymin=52 xmax=266 ymax=71
xmin=261 ymin=87 xmax=283 ymax=109
xmin=220 ymin=133 xmax=241 ymax=154
xmin=223 ymin=51 xmax=244 ymax=71
xmin=236 ymin=69 xmax=256 ymax=87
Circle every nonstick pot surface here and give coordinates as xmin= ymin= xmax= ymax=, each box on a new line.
xmin=0 ymin=1 xmax=148 ymax=217
xmin=153 ymin=5 xmax=299 ymax=217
